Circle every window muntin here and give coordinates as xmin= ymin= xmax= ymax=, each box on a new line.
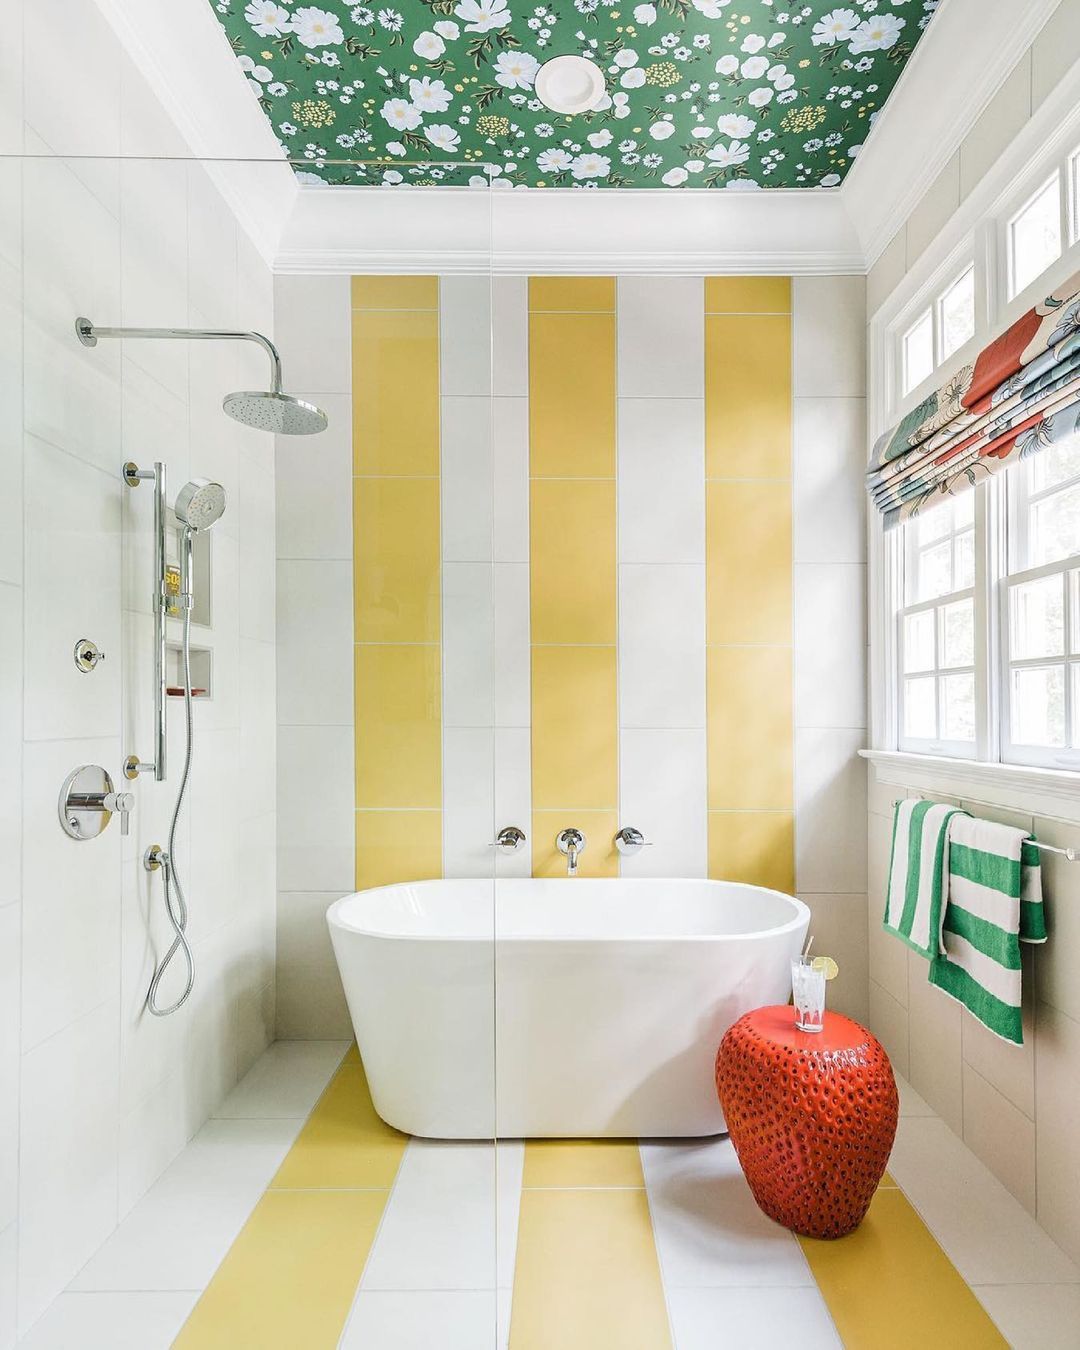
xmin=1008 ymin=174 xmax=1062 ymax=298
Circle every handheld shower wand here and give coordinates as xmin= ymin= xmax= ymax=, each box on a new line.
xmin=145 ymin=481 xmax=227 ymax=1018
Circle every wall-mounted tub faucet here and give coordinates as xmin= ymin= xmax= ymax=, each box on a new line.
xmin=556 ymin=828 xmax=586 ymax=876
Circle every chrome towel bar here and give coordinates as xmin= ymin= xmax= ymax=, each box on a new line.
xmin=891 ymin=801 xmax=1079 ymax=861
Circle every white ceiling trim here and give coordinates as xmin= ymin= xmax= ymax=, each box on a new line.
xmin=841 ymin=0 xmax=1061 ymax=267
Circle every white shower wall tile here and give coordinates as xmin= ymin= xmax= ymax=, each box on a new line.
xmin=443 ymin=728 xmax=496 ymax=879
xmin=618 ymin=563 xmax=706 ymax=729
xmin=494 ymin=728 xmax=531 ymax=879
xmin=617 ymin=276 xmax=704 ymax=399
xmin=0 ymin=903 xmax=19 ymax=1234
xmin=277 ymin=724 xmax=355 ymax=893
xmin=272 ymin=274 xmax=352 ymax=395
xmin=276 ymin=560 xmax=354 ymax=724
xmin=440 ymin=276 xmax=493 ymax=397
xmin=494 ymin=563 xmax=530 ymax=728
xmin=792 ymin=276 xmax=866 ymax=398
xmin=493 ymin=398 xmax=529 ymax=564
xmin=443 ymin=562 xmax=496 ymax=729
xmin=275 ymin=892 xmax=352 ymax=1039
xmin=619 ymin=729 xmax=708 ymax=878
xmin=794 ymin=563 xmax=867 ymax=730
xmin=794 ymin=727 xmax=868 ymax=894
xmin=275 ymin=392 xmax=353 ymax=561
xmin=491 ymin=276 xmax=528 ymax=397
xmin=793 ymin=397 xmax=866 ymax=564
xmin=617 ymin=398 xmax=705 ymax=565
xmin=442 ymin=395 xmax=494 ymax=563
xmin=0 ymin=1224 xmax=14 ymax=1350
xmin=0 ymin=583 xmax=21 ymax=913
xmin=185 ymin=163 xmax=239 ymax=329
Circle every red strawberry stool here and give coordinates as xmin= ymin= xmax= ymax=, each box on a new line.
xmin=715 ymin=1005 xmax=898 ymax=1239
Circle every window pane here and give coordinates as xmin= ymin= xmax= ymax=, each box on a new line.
xmin=915 ymin=539 xmax=953 ymax=602
xmin=916 ymin=508 xmax=952 ymax=547
xmin=904 ymin=609 xmax=935 ymax=673
xmin=939 ymin=598 xmax=974 ymax=668
xmin=1030 ymin=481 xmax=1080 ymax=567
xmin=953 ymin=492 xmax=974 ymax=528
xmin=954 ymin=528 xmax=975 ymax=589
xmin=1010 ymin=574 xmax=1065 ymax=659
xmin=1010 ymin=664 xmax=1066 ymax=746
xmin=939 ymin=266 xmax=975 ymax=359
xmin=1029 ymin=433 xmax=1080 ymax=494
xmin=941 ymin=672 xmax=975 ymax=742
xmin=1072 ymin=572 xmax=1080 ymax=655
xmin=903 ymin=310 xmax=934 ymax=393
xmin=1071 ymin=149 xmax=1080 ymax=247
xmin=1073 ymin=664 xmax=1080 ymax=747
xmin=904 ymin=676 xmax=937 ymax=740
xmin=1010 ymin=175 xmax=1062 ymax=296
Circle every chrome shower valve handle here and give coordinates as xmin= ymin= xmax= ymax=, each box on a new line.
xmin=614 ymin=826 xmax=652 ymax=856
xmin=492 ymin=826 xmax=527 ymax=854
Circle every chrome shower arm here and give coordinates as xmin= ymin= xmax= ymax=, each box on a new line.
xmin=76 ymin=319 xmax=283 ymax=394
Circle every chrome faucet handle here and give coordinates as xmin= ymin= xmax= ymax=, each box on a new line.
xmin=614 ymin=826 xmax=652 ymax=856
xmin=556 ymin=828 xmax=585 ymax=855
xmin=492 ymin=825 xmax=527 ymax=854
xmin=103 ymin=791 xmax=135 ymax=837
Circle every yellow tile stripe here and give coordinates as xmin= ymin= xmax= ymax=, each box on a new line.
xmin=704 ymin=276 xmax=794 ymax=892
xmin=352 ymin=275 xmax=442 ymax=889
xmin=173 ymin=1048 xmax=408 ymax=1349
xmin=528 ymin=277 xmax=618 ymax=880
xmin=510 ymin=1141 xmax=672 ymax=1349
xmin=800 ymin=1186 xmax=1007 ymax=1349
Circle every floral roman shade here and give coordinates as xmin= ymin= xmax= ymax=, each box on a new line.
xmin=868 ymin=268 xmax=1080 ymax=529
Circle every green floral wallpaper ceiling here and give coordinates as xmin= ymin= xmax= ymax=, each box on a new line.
xmin=210 ymin=0 xmax=936 ymax=188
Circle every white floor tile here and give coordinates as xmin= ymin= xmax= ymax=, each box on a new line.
xmin=667 ymin=1287 xmax=841 ymax=1350
xmin=17 ymin=1291 xmax=198 ymax=1350
xmin=340 ymin=1290 xmax=497 ymax=1350
xmin=361 ymin=1141 xmax=499 ymax=1291
xmin=974 ymin=1283 xmax=1080 ymax=1350
xmin=889 ymin=1117 xmax=1080 ymax=1286
xmin=213 ymin=1039 xmax=348 ymax=1119
xmin=641 ymin=1140 xmax=813 ymax=1288
xmin=496 ymin=1140 xmax=524 ymax=1290
xmin=70 ymin=1118 xmax=302 ymax=1292
xmin=893 ymin=1071 xmax=935 ymax=1118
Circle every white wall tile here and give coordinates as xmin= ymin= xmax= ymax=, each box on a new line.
xmin=906 ymin=947 xmax=963 ymax=1136
xmin=794 ymin=563 xmax=866 ymax=729
xmin=494 ymin=563 xmax=530 ymax=728
xmin=0 ymin=1223 xmax=14 ymax=1350
xmin=962 ymin=1062 xmax=1036 ymax=1215
xmin=440 ymin=276 xmax=492 ymax=397
xmin=185 ymin=165 xmax=238 ymax=330
xmin=272 ymin=274 xmax=351 ymax=394
xmin=18 ymin=1002 xmax=119 ymax=1334
xmin=617 ymin=276 xmax=704 ymax=399
xmin=277 ymin=725 xmax=355 ymax=892
xmin=0 ymin=904 xmax=18 ymax=1235
xmin=617 ymin=398 xmax=705 ymax=565
xmin=0 ymin=584 xmax=21 ymax=913
xmin=961 ymin=945 xmax=1035 ymax=1120
xmin=443 ymin=562 xmax=495 ymax=729
xmin=792 ymin=397 xmax=866 ymax=565
xmin=442 ymin=396 xmax=494 ymax=563
xmin=120 ymin=160 xmax=189 ymax=400
xmin=868 ymin=807 xmax=908 ymax=1007
xmin=1035 ymin=1000 xmax=1080 ymax=1267
xmin=493 ymin=398 xmax=529 ymax=564
xmin=275 ymin=892 xmax=352 ymax=1039
xmin=0 ymin=170 xmax=22 ymax=590
xmin=792 ymin=276 xmax=866 ymax=398
xmin=275 ymin=392 xmax=353 ymax=560
xmin=1031 ymin=815 xmax=1080 ymax=1025
xmin=494 ymin=728 xmax=531 ymax=879
xmin=798 ymin=893 xmax=869 ymax=1025
xmin=794 ymin=727 xmax=867 ymax=893
xmin=276 ymin=560 xmax=353 ymax=724
xmin=619 ymin=564 xmax=706 ymax=729
xmin=869 ymin=979 xmax=909 ymax=1078
xmin=619 ymin=729 xmax=707 ymax=878
xmin=491 ymin=277 xmax=527 ymax=397
xmin=443 ymin=728 xmax=496 ymax=878
xmin=0 ymin=0 xmax=22 ymax=158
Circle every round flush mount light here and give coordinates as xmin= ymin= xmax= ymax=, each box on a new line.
xmin=534 ymin=55 xmax=606 ymax=115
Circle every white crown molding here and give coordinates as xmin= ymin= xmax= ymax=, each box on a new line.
xmin=842 ymin=0 xmax=1061 ymax=268
xmin=92 ymin=0 xmax=297 ymax=265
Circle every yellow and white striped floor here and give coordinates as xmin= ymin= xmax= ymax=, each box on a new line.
xmin=18 ymin=1042 xmax=1080 ymax=1348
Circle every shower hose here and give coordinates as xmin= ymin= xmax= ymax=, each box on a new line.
xmin=146 ymin=552 xmax=197 ymax=1017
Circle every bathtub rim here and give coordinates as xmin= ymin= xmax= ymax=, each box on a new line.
xmin=326 ymin=877 xmax=811 ymax=945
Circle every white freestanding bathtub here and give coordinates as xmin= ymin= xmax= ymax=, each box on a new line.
xmin=327 ymin=878 xmax=809 ymax=1139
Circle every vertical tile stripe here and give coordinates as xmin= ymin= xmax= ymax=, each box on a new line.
xmin=704 ymin=277 xmax=794 ymax=893
xmin=528 ymin=278 xmax=617 ymax=879
xmin=799 ymin=1187 xmax=1007 ymax=1349
xmin=174 ymin=1049 xmax=407 ymax=1349
xmin=352 ymin=277 xmax=441 ymax=888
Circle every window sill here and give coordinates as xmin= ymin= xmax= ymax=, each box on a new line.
xmin=859 ymin=748 xmax=1080 ymax=825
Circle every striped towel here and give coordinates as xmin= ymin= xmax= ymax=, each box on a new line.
xmin=928 ymin=815 xmax=1046 ymax=1046
xmin=883 ymin=799 xmax=965 ymax=959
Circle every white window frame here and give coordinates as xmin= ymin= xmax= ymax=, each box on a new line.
xmin=1005 ymin=171 xmax=1063 ymax=301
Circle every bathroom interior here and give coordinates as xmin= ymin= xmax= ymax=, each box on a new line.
xmin=2 ymin=0 xmax=1080 ymax=1346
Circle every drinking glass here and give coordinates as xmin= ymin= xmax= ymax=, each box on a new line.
xmin=791 ymin=956 xmax=826 ymax=1033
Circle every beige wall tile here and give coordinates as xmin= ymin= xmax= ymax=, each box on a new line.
xmin=1035 ymin=1000 xmax=1080 ymax=1266
xmin=868 ymin=806 xmax=910 ymax=1007
xmin=869 ymin=979 xmax=909 ymax=1078
xmin=905 ymin=152 xmax=961 ymax=271
xmin=798 ymin=894 xmax=869 ymax=1025
xmin=962 ymin=1062 xmax=1037 ymax=1215
xmin=959 ymin=54 xmax=1033 ymax=198
xmin=1031 ymin=816 xmax=1080 ymax=1024
xmin=1032 ymin=1 xmax=1080 ymax=107
xmin=961 ymin=945 xmax=1035 ymax=1120
xmin=866 ymin=227 xmax=907 ymax=319
xmin=906 ymin=948 xmax=963 ymax=1136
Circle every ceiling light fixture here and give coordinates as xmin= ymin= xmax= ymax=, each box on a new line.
xmin=534 ymin=55 xmax=606 ymax=116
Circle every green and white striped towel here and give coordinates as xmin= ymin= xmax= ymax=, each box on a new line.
xmin=928 ymin=814 xmax=1046 ymax=1046
xmin=883 ymin=798 xmax=965 ymax=959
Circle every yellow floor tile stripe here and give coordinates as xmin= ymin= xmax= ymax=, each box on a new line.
xmin=173 ymin=1048 xmax=407 ymax=1349
xmin=510 ymin=1141 xmax=672 ymax=1349
xmin=799 ymin=1187 xmax=1007 ymax=1349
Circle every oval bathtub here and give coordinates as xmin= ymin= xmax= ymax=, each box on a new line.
xmin=327 ymin=878 xmax=808 ymax=1140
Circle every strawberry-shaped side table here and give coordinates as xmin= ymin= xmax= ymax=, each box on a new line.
xmin=715 ymin=1005 xmax=898 ymax=1240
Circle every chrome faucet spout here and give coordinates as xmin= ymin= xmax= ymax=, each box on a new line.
xmin=556 ymin=828 xmax=586 ymax=877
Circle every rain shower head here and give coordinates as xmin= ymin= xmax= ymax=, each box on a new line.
xmin=222 ymin=389 xmax=329 ymax=436
xmin=175 ymin=479 xmax=227 ymax=533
